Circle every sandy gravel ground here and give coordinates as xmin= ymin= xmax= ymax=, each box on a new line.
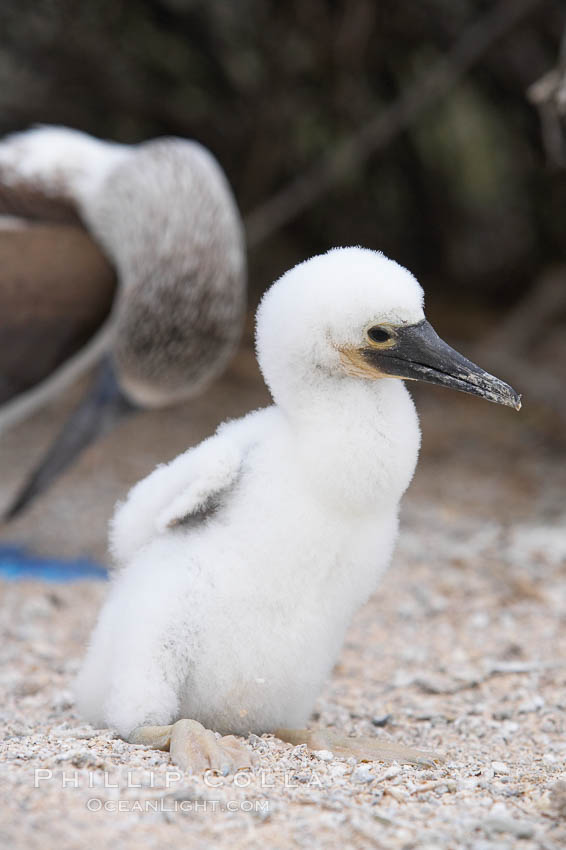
xmin=1 ymin=344 xmax=565 ymax=849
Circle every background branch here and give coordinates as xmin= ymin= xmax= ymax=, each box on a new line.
xmin=245 ymin=0 xmax=543 ymax=247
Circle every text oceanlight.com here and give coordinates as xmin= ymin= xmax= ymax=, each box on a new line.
xmin=86 ymin=798 xmax=269 ymax=813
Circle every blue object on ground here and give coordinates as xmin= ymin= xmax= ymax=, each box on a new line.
xmin=0 ymin=545 xmax=108 ymax=582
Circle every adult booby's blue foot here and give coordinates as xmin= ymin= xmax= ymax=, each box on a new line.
xmin=0 ymin=125 xmax=245 ymax=518
xmin=75 ymin=248 xmax=520 ymax=772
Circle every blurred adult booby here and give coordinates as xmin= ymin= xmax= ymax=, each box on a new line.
xmin=0 ymin=125 xmax=246 ymax=518
xmin=75 ymin=248 xmax=520 ymax=773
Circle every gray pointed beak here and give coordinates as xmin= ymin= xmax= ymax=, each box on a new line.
xmin=363 ymin=320 xmax=522 ymax=410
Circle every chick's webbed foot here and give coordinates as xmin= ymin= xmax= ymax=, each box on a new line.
xmin=275 ymin=727 xmax=442 ymax=767
xmin=129 ymin=719 xmax=257 ymax=774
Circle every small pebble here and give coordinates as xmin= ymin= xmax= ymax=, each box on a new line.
xmin=383 ymin=764 xmax=401 ymax=780
xmin=493 ymin=709 xmax=512 ymax=721
xmin=491 ymin=761 xmax=510 ymax=775
xmin=313 ymin=750 xmax=334 ymax=762
xmin=518 ymin=695 xmax=544 ymax=714
xmin=371 ymin=714 xmax=391 ymax=728
xmin=483 ymin=815 xmax=535 ymax=839
xmin=352 ymin=765 xmax=374 ymax=783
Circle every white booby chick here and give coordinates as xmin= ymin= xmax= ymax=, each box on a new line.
xmin=0 ymin=125 xmax=245 ymax=517
xmin=75 ymin=247 xmax=520 ymax=772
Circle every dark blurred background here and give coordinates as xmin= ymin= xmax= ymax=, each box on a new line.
xmin=0 ymin=0 xmax=564 ymax=320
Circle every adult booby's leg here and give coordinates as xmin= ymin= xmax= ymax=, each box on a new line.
xmin=128 ymin=720 xmax=257 ymax=774
xmin=275 ymin=728 xmax=442 ymax=767
xmin=3 ymin=356 xmax=137 ymax=520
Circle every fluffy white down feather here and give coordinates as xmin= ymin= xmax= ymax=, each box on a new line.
xmin=75 ymin=247 xmax=423 ymax=737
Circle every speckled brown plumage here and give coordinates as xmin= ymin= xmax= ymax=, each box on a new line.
xmin=0 ymin=127 xmax=246 ymax=419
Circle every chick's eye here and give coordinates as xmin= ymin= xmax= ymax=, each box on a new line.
xmin=367 ymin=326 xmax=392 ymax=344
